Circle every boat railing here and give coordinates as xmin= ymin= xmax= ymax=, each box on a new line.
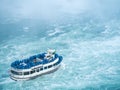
xmin=11 ymin=53 xmax=59 ymax=70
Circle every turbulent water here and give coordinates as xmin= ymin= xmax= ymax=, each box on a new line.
xmin=0 ymin=0 xmax=120 ymax=90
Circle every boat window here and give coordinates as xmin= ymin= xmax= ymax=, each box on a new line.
xmin=48 ymin=65 xmax=52 ymax=68
xmin=53 ymin=63 xmax=55 ymax=66
xmin=24 ymin=72 xmax=29 ymax=75
xmin=31 ymin=70 xmax=35 ymax=74
xmin=44 ymin=66 xmax=47 ymax=69
xmin=40 ymin=68 xmax=43 ymax=71
xmin=53 ymin=63 xmax=57 ymax=66
xmin=36 ymin=68 xmax=39 ymax=72
xmin=11 ymin=70 xmax=22 ymax=75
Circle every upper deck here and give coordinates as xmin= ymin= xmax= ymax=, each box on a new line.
xmin=11 ymin=53 xmax=59 ymax=70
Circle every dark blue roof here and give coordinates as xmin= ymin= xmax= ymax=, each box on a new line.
xmin=11 ymin=53 xmax=61 ymax=69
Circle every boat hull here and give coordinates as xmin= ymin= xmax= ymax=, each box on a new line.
xmin=10 ymin=64 xmax=61 ymax=81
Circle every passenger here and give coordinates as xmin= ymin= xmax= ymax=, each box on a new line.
xmin=33 ymin=59 xmax=37 ymax=63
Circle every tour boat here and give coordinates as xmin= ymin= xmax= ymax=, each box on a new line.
xmin=9 ymin=49 xmax=63 ymax=81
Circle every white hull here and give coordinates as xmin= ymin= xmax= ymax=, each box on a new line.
xmin=10 ymin=64 xmax=61 ymax=81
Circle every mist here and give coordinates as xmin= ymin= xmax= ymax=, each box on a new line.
xmin=0 ymin=0 xmax=120 ymax=21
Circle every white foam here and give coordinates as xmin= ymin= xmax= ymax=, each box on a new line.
xmin=0 ymin=78 xmax=14 ymax=84
xmin=48 ymin=28 xmax=63 ymax=36
xmin=23 ymin=26 xmax=30 ymax=32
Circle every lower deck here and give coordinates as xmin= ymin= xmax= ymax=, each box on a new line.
xmin=10 ymin=64 xmax=61 ymax=81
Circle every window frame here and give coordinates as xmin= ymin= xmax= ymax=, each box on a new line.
xmin=24 ymin=71 xmax=29 ymax=75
